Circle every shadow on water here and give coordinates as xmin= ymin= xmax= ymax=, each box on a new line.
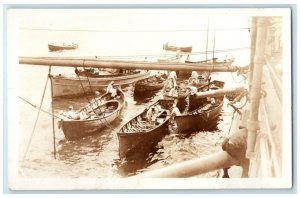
xmin=114 ymin=136 xmax=173 ymax=177
xmin=114 ymin=112 xmax=224 ymax=177
xmin=114 ymin=149 xmax=158 ymax=177
xmin=133 ymin=90 xmax=162 ymax=104
xmin=56 ymin=117 xmax=122 ymax=165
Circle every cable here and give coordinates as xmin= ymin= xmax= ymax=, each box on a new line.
xmin=18 ymin=96 xmax=61 ymax=119
xmin=22 ymin=74 xmax=49 ymax=161
xmin=82 ymin=68 xmax=116 ymax=128
xmin=75 ymin=68 xmax=115 ymax=129
xmin=21 ymin=27 xmax=251 ymax=33
xmin=34 ymin=47 xmax=250 ymax=61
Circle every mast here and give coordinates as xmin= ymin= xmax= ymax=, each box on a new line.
xmin=212 ymin=21 xmax=216 ymax=61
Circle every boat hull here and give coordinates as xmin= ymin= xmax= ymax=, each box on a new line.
xmin=48 ymin=44 xmax=78 ymax=51
xmin=117 ymin=99 xmax=173 ymax=159
xmin=118 ymin=121 xmax=169 ymax=159
xmin=163 ymin=43 xmax=192 ymax=53
xmin=134 ymin=74 xmax=167 ymax=93
xmin=50 ymin=70 xmax=150 ymax=98
xmin=175 ymin=100 xmax=224 ymax=133
xmin=60 ymin=89 xmax=126 ymax=140
xmin=61 ymin=108 xmax=122 ymax=140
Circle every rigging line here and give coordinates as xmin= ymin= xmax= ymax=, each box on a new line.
xmin=18 ymin=96 xmax=61 ymax=119
xmin=205 ymin=18 xmax=209 ymax=61
xmin=92 ymin=47 xmax=250 ymax=58
xmin=20 ymin=27 xmax=251 ymax=32
xmin=34 ymin=47 xmax=250 ymax=61
xmin=22 ymin=74 xmax=49 ymax=162
xmin=75 ymin=68 xmax=114 ymax=129
xmin=84 ymin=70 xmax=115 ymax=128
xmin=212 ymin=21 xmax=217 ymax=61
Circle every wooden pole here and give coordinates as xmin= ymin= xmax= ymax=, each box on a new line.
xmin=194 ymin=86 xmax=245 ymax=99
xmin=19 ymin=57 xmax=247 ymax=72
xmin=49 ymin=66 xmax=57 ymax=159
xmin=134 ymin=151 xmax=238 ymax=178
xmin=246 ymin=17 xmax=269 ymax=159
xmin=248 ymin=17 xmax=258 ymax=91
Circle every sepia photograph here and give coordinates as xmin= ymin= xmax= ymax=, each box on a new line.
xmin=6 ymin=7 xmax=292 ymax=190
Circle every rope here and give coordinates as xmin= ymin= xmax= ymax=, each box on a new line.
xmin=227 ymin=90 xmax=249 ymax=114
xmin=75 ymin=68 xmax=114 ymax=129
xmin=18 ymin=96 xmax=61 ymax=119
xmin=83 ymin=68 xmax=115 ymax=129
xmin=21 ymin=27 xmax=251 ymax=32
xmin=230 ymin=67 xmax=247 ymax=83
xmin=36 ymin=47 xmax=249 ymax=60
xmin=22 ymin=74 xmax=49 ymax=161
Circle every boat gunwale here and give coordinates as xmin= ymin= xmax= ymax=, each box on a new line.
xmin=176 ymin=99 xmax=224 ymax=119
xmin=52 ymin=70 xmax=150 ymax=81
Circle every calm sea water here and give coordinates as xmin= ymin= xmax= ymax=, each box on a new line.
xmin=17 ymin=27 xmax=249 ymax=178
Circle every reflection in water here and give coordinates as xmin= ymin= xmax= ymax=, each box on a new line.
xmin=133 ymin=90 xmax=163 ymax=104
xmin=114 ymin=118 xmax=222 ymax=177
xmin=57 ymin=129 xmax=114 ymax=165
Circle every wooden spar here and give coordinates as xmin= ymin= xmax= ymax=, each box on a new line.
xmin=134 ymin=151 xmax=239 ymax=178
xmin=49 ymin=66 xmax=57 ymax=159
xmin=249 ymin=17 xmax=258 ymax=90
xmin=246 ymin=17 xmax=269 ymax=158
xmin=19 ymin=56 xmax=248 ymax=72
xmin=194 ymin=86 xmax=245 ymax=99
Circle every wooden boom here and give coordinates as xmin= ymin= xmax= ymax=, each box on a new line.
xmin=19 ymin=56 xmax=248 ymax=72
xmin=195 ymin=86 xmax=246 ymax=98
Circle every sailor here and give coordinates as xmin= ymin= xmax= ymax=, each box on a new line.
xmin=146 ymin=107 xmax=157 ymax=125
xmin=168 ymin=86 xmax=178 ymax=97
xmin=207 ymin=97 xmax=216 ymax=104
xmin=168 ymin=102 xmax=181 ymax=133
xmin=154 ymin=104 xmax=162 ymax=113
xmin=106 ymin=81 xmax=117 ymax=98
xmin=187 ymin=85 xmax=198 ymax=96
xmin=171 ymin=103 xmax=181 ymax=116
xmin=66 ymin=106 xmax=79 ymax=120
xmin=164 ymin=71 xmax=177 ymax=90
xmin=95 ymin=91 xmax=101 ymax=96
xmin=188 ymin=71 xmax=200 ymax=85
xmin=93 ymin=68 xmax=100 ymax=75
xmin=79 ymin=111 xmax=88 ymax=120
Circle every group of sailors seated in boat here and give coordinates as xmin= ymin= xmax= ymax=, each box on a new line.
xmin=143 ymin=101 xmax=182 ymax=127
xmin=164 ymin=70 xmax=201 ymax=97
xmin=59 ymin=105 xmax=84 ymax=120
xmin=59 ymin=105 xmax=92 ymax=120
